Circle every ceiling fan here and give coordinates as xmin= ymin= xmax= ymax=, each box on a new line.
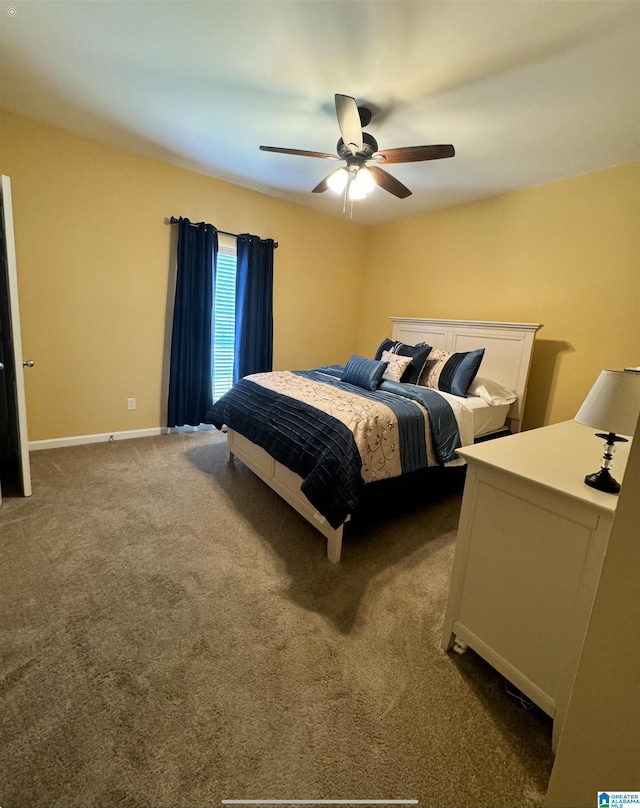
xmin=260 ymin=94 xmax=455 ymax=202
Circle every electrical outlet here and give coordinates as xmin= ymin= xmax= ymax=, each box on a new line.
xmin=127 ymin=398 xmax=136 ymax=410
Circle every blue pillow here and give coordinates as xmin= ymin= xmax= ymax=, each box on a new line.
xmin=342 ymin=355 xmax=388 ymax=391
xmin=421 ymin=348 xmax=485 ymax=397
xmin=393 ymin=342 xmax=432 ymax=385
xmin=374 ymin=338 xmax=432 ymax=385
xmin=374 ymin=338 xmax=395 ymax=360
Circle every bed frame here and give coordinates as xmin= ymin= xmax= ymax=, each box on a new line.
xmin=226 ymin=318 xmax=543 ymax=563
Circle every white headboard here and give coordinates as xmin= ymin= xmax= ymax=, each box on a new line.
xmin=390 ymin=318 xmax=543 ymax=433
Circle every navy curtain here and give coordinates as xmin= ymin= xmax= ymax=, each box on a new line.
xmin=234 ymin=234 xmax=275 ymax=381
xmin=167 ymin=218 xmax=218 ymax=427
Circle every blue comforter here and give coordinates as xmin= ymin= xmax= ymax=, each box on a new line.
xmin=206 ymin=366 xmax=461 ymax=528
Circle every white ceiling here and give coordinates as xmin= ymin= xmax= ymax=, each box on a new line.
xmin=2 ymin=0 xmax=640 ymax=225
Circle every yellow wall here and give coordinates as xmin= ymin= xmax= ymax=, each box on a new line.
xmin=357 ymin=163 xmax=640 ymax=429
xmin=3 ymin=107 xmax=639 ymax=441
xmin=1 ymin=110 xmax=368 ymax=441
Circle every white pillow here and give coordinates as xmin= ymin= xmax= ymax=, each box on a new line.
xmin=467 ymin=376 xmax=517 ymax=406
xmin=380 ymin=350 xmax=412 ymax=383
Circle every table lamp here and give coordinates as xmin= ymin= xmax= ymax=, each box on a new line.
xmin=574 ymin=369 xmax=640 ymax=493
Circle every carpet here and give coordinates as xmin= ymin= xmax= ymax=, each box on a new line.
xmin=0 ymin=430 xmax=554 ymax=807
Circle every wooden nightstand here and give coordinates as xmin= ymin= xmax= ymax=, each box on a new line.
xmin=441 ymin=420 xmax=631 ymax=750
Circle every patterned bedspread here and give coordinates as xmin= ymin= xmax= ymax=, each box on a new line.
xmin=206 ymin=367 xmax=462 ymax=528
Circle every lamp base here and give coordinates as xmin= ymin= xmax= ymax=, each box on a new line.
xmin=584 ymin=467 xmax=621 ymax=494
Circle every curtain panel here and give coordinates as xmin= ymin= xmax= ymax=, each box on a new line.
xmin=234 ymin=234 xmax=275 ymax=382
xmin=167 ymin=218 xmax=218 ymax=428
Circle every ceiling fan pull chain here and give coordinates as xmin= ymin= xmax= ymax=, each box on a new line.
xmin=343 ymin=171 xmax=353 ymax=215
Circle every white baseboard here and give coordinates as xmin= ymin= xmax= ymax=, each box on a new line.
xmin=29 ymin=427 xmax=169 ymax=451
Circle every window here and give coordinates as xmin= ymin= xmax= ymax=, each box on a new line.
xmin=212 ymin=236 xmax=236 ymax=401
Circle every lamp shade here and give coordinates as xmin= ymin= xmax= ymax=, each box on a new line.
xmin=575 ymin=370 xmax=640 ymax=437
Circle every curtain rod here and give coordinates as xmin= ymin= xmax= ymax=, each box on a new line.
xmin=167 ymin=217 xmax=277 ymax=248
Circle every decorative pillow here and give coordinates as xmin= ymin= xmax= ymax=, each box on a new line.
xmin=342 ymin=355 xmax=388 ymax=391
xmin=468 ymin=376 xmax=517 ymax=406
xmin=380 ymin=350 xmax=412 ymax=383
xmin=393 ymin=342 xmax=432 ymax=385
xmin=374 ymin=337 xmax=396 ymax=361
xmin=373 ymin=338 xmax=432 ymax=384
xmin=420 ymin=348 xmax=485 ymax=397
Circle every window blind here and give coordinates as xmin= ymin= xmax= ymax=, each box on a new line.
xmin=212 ymin=246 xmax=236 ymax=401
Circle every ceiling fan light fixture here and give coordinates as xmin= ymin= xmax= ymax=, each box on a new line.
xmin=354 ymin=166 xmax=375 ymax=194
xmin=347 ymin=166 xmax=375 ymax=201
xmin=327 ymin=167 xmax=348 ymax=194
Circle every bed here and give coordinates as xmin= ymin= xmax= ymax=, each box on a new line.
xmin=207 ymin=318 xmax=542 ymax=562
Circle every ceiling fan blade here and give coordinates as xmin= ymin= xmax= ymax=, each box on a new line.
xmin=311 ymin=174 xmax=332 ymax=194
xmin=335 ymin=94 xmax=363 ymax=155
xmin=374 ymin=144 xmax=455 ymax=164
xmin=368 ymin=166 xmax=412 ymax=199
xmin=260 ymin=146 xmax=339 ymax=160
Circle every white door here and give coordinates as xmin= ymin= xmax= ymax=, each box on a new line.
xmin=0 ymin=175 xmax=32 ymax=500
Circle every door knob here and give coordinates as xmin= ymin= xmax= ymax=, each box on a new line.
xmin=23 ymin=360 xmax=35 ymax=367
xmin=0 ymin=362 xmax=4 ymax=370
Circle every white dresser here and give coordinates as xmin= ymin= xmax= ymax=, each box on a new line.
xmin=441 ymin=420 xmax=631 ymax=750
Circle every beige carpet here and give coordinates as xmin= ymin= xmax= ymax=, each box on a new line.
xmin=0 ymin=430 xmax=554 ymax=807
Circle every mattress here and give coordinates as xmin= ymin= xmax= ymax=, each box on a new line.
xmin=435 ymin=391 xmax=510 ymax=445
